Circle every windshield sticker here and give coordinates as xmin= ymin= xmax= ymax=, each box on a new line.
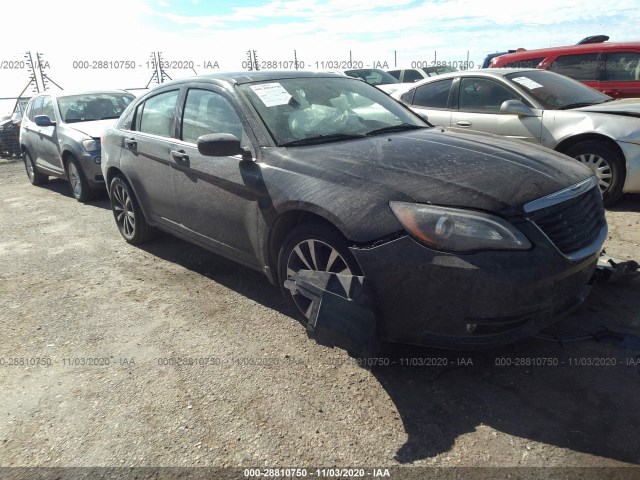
xmin=511 ymin=77 xmax=543 ymax=90
xmin=250 ymin=83 xmax=292 ymax=107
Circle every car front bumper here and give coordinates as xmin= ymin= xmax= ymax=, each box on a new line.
xmin=619 ymin=140 xmax=640 ymax=193
xmin=78 ymin=150 xmax=105 ymax=189
xmin=350 ymin=231 xmax=600 ymax=349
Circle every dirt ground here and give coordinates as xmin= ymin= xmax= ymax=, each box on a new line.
xmin=0 ymin=158 xmax=639 ymax=477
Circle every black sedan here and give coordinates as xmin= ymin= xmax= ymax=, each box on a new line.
xmin=101 ymin=71 xmax=606 ymax=349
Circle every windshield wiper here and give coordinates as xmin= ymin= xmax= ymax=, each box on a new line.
xmin=557 ymin=102 xmax=596 ymax=110
xmin=280 ymin=133 xmax=366 ymax=147
xmin=365 ymin=124 xmax=427 ymax=136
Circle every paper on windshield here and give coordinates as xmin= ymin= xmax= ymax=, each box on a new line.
xmin=250 ymin=83 xmax=292 ymax=107
xmin=511 ymin=77 xmax=543 ymax=90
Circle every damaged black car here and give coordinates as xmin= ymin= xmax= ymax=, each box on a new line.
xmin=101 ymin=71 xmax=606 ymax=349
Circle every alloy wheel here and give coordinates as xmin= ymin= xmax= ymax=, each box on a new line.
xmin=286 ymin=239 xmax=352 ymax=319
xmin=112 ymin=182 xmax=136 ymax=238
xmin=67 ymin=161 xmax=82 ymax=197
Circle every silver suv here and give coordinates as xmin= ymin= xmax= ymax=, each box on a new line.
xmin=20 ymin=90 xmax=135 ymax=201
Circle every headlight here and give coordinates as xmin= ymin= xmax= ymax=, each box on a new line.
xmin=389 ymin=202 xmax=531 ymax=252
xmin=82 ymin=139 xmax=100 ymax=151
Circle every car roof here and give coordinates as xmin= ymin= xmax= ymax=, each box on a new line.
xmin=163 ymin=70 xmax=349 ymax=87
xmin=30 ymin=89 xmax=133 ymax=99
xmin=391 ymin=68 xmax=543 ymax=94
xmin=493 ymin=42 xmax=640 ymax=63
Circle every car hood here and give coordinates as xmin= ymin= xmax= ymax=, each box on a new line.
xmin=576 ymin=98 xmax=640 ymax=117
xmin=272 ymin=128 xmax=592 ymax=216
xmin=63 ymin=119 xmax=118 ymax=138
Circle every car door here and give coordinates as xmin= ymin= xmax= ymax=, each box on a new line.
xmin=120 ymin=88 xmax=181 ymax=229
xmin=401 ymin=78 xmax=454 ymax=127
xmin=171 ymin=86 xmax=263 ymax=267
xmin=36 ymin=96 xmax=64 ymax=173
xmin=599 ymin=51 xmax=640 ymax=98
xmin=21 ymin=97 xmax=44 ymax=163
xmin=450 ymin=77 xmax=542 ymax=143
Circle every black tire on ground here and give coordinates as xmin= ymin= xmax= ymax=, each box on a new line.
xmin=24 ymin=151 xmax=49 ymax=186
xmin=109 ymin=174 xmax=156 ymax=244
xmin=277 ymin=222 xmax=362 ymax=324
xmin=564 ymin=141 xmax=625 ymax=206
xmin=66 ymin=156 xmax=99 ymax=202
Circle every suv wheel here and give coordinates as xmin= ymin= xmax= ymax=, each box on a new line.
xmin=66 ymin=156 xmax=98 ymax=202
xmin=565 ymin=141 xmax=625 ymax=206
xmin=109 ymin=174 xmax=156 ymax=244
xmin=24 ymin=151 xmax=48 ymax=185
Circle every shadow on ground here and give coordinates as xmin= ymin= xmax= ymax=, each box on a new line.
xmin=128 ymin=230 xmax=640 ymax=465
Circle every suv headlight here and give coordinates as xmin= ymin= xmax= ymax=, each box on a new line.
xmin=82 ymin=139 xmax=100 ymax=151
xmin=390 ymin=202 xmax=532 ymax=252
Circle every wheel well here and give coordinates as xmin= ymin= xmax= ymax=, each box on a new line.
xmin=267 ymin=210 xmax=346 ymax=274
xmin=61 ymin=150 xmax=75 ymax=171
xmin=105 ymin=166 xmax=124 ymax=188
xmin=555 ymin=134 xmax=624 ymax=162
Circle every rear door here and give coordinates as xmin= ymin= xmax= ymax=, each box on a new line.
xmin=400 ymin=78 xmax=453 ymax=127
xmin=171 ymin=86 xmax=263 ymax=267
xmin=120 ymin=88 xmax=181 ymax=229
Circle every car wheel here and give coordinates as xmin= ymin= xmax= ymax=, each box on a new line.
xmin=24 ymin=151 xmax=49 ymax=185
xmin=565 ymin=141 xmax=625 ymax=206
xmin=66 ymin=156 xmax=98 ymax=202
xmin=278 ymin=222 xmax=361 ymax=323
xmin=109 ymin=174 xmax=156 ymax=244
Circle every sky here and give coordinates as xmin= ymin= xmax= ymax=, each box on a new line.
xmin=1 ymin=0 xmax=639 ymax=114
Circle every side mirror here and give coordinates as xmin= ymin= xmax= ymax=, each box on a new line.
xmin=500 ymin=100 xmax=537 ymax=117
xmin=197 ymin=133 xmax=250 ymax=158
xmin=415 ymin=111 xmax=429 ymax=123
xmin=34 ymin=115 xmax=56 ymax=127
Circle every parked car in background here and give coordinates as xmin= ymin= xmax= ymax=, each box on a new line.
xmin=387 ymin=65 xmax=458 ymax=83
xmin=489 ymin=40 xmax=640 ymax=98
xmin=393 ymin=68 xmax=640 ymax=205
xmin=343 ymin=68 xmax=402 ymax=94
xmin=20 ymin=90 xmax=135 ymax=201
xmin=0 ymin=99 xmax=29 ymax=158
xmin=101 ymin=71 xmax=605 ymax=349
xmin=481 ymin=50 xmax=518 ymax=68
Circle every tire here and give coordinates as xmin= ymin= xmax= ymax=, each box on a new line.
xmin=565 ymin=141 xmax=625 ymax=206
xmin=66 ymin=156 xmax=100 ymax=202
xmin=24 ymin=151 xmax=49 ymax=186
xmin=109 ymin=174 xmax=156 ymax=244
xmin=277 ymin=222 xmax=362 ymax=324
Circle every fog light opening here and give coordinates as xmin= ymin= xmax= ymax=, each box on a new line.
xmin=94 ymin=156 xmax=101 ymax=164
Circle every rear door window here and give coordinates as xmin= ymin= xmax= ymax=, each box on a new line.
xmin=601 ymin=52 xmax=640 ymax=81
xmin=412 ymin=79 xmax=454 ymax=108
xmin=136 ymin=90 xmax=179 ymax=138
xmin=549 ymin=53 xmax=599 ymax=81
xmin=387 ymin=70 xmax=401 ymax=80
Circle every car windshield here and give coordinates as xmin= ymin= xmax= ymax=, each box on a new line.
xmin=504 ymin=70 xmax=612 ymax=109
xmin=344 ymin=69 xmax=400 ymax=85
xmin=58 ymin=93 xmax=135 ymax=123
xmin=239 ymin=77 xmax=426 ymax=146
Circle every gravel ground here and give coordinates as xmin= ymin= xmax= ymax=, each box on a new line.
xmin=0 ymin=158 xmax=639 ymax=476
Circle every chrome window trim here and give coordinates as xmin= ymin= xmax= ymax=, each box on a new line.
xmin=523 ymin=176 xmax=598 ymax=213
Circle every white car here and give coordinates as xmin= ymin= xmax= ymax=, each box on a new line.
xmin=392 ymin=68 xmax=640 ymax=205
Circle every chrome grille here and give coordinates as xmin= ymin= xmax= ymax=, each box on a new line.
xmin=528 ymin=185 xmax=605 ymax=255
